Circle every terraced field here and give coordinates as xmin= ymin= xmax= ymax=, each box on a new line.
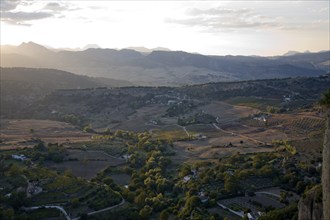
xmin=45 ymin=150 xmax=126 ymax=179
xmin=0 ymin=119 xmax=92 ymax=149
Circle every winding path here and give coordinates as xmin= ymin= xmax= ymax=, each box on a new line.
xmin=217 ymin=202 xmax=244 ymax=218
xmin=72 ymin=198 xmax=125 ymax=220
xmin=22 ymin=197 xmax=125 ymax=220
xmin=182 ymin=126 xmax=190 ymax=137
xmin=22 ymin=205 xmax=71 ymax=220
xmin=174 ymin=124 xmax=190 ymax=137
xmin=212 ymin=123 xmax=265 ymax=145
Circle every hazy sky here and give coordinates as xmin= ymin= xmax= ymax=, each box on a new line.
xmin=1 ymin=0 xmax=329 ymax=56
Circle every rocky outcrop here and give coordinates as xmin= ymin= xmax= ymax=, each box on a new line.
xmin=298 ymin=185 xmax=323 ymax=220
xmin=322 ymin=116 xmax=330 ymax=220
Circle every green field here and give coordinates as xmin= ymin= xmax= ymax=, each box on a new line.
xmin=225 ymin=96 xmax=282 ymax=111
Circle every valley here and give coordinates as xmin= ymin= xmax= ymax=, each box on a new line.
xmin=0 ymin=73 xmax=328 ymax=219
xmin=1 ymin=1 xmax=329 ymax=219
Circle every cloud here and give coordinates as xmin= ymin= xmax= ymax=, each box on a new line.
xmin=43 ymin=2 xmax=80 ymax=13
xmin=43 ymin=2 xmax=67 ymax=12
xmin=2 ymin=11 xmax=53 ymax=21
xmin=165 ymin=7 xmax=280 ymax=32
xmin=0 ymin=0 xmax=71 ymax=26
xmin=0 ymin=0 xmax=20 ymax=11
xmin=185 ymin=7 xmax=250 ymax=16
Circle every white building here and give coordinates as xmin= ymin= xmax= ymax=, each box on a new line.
xmin=12 ymin=154 xmax=27 ymax=161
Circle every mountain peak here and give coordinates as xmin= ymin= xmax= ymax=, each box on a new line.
xmin=15 ymin=42 xmax=53 ymax=56
xmin=19 ymin=41 xmax=49 ymax=50
xmin=82 ymin=44 xmax=101 ymax=50
xmin=152 ymin=47 xmax=171 ymax=52
xmin=125 ymin=46 xmax=171 ymax=53
xmin=283 ymin=51 xmax=300 ymax=56
xmin=20 ymin=41 xmax=44 ymax=47
xmin=283 ymin=50 xmax=312 ymax=56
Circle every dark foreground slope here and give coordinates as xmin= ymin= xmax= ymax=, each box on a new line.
xmin=0 ymin=67 xmax=131 ymax=116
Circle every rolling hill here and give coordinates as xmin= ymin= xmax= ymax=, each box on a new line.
xmin=1 ymin=42 xmax=329 ymax=86
xmin=0 ymin=67 xmax=131 ymax=117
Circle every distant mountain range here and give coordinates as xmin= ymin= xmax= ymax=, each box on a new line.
xmin=1 ymin=42 xmax=329 ymax=86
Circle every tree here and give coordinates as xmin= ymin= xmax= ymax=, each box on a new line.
xmin=295 ymin=181 xmax=306 ymax=194
xmin=179 ymin=196 xmax=200 ymax=218
xmin=134 ymin=191 xmax=146 ymax=208
xmin=104 ymin=127 xmax=111 ymax=134
xmin=159 ymin=210 xmax=169 ymax=220
xmin=320 ymin=88 xmax=330 ymax=220
xmin=8 ymin=191 xmax=28 ymax=209
xmin=83 ymin=124 xmax=94 ymax=133
xmin=71 ymin=198 xmax=80 ymax=208
xmin=103 ymin=176 xmax=114 ymax=186
xmin=139 ymin=205 xmax=153 ymax=220
xmin=0 ymin=207 xmax=14 ymax=220
xmin=224 ymin=175 xmax=239 ymax=193
xmin=80 ymin=213 xmax=88 ymax=220
xmin=279 ymin=191 xmax=288 ymax=204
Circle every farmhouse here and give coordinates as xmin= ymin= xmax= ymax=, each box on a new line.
xmin=183 ymin=176 xmax=191 ymax=183
xmin=247 ymin=212 xmax=257 ymax=220
xmin=167 ymin=100 xmax=177 ymax=105
xmin=247 ymin=211 xmax=263 ymax=220
xmin=253 ymin=115 xmax=267 ymax=122
xmin=193 ymin=133 xmax=207 ymax=139
xmin=150 ymin=119 xmax=158 ymax=125
xmin=198 ymin=191 xmax=209 ymax=203
xmin=225 ymin=169 xmax=234 ymax=176
xmin=122 ymin=154 xmax=132 ymax=161
xmin=11 ymin=154 xmax=27 ymax=161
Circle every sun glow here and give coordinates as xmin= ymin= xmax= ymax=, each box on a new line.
xmin=1 ymin=1 xmax=329 ymax=55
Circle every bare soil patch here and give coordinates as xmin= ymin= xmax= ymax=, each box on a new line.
xmin=0 ymin=119 xmax=92 ymax=150
xmin=174 ymin=139 xmax=274 ymax=160
xmin=197 ymin=101 xmax=259 ymax=124
xmin=111 ymin=105 xmax=168 ymax=132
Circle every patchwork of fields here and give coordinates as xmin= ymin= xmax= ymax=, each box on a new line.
xmin=0 ymin=98 xmax=326 ymax=219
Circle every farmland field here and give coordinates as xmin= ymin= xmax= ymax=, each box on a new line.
xmin=224 ymin=96 xmax=282 ymax=111
xmin=151 ymin=125 xmax=189 ymax=140
xmin=108 ymin=104 xmax=168 ymax=132
xmin=0 ymin=119 xmax=92 ymax=149
xmin=45 ymin=149 xmax=125 ymax=179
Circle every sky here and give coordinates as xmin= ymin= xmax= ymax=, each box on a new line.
xmin=1 ymin=0 xmax=329 ymax=56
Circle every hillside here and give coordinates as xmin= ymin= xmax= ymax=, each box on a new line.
xmin=1 ymin=73 xmax=329 ymax=220
xmin=1 ymin=42 xmax=328 ymax=86
xmin=3 ymin=74 xmax=328 ymax=128
xmin=0 ymin=67 xmax=131 ymax=117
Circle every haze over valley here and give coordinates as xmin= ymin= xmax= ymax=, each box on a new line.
xmin=1 ymin=42 xmax=329 ymax=86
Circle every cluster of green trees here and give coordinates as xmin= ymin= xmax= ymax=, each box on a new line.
xmin=1 ymin=122 xmax=325 ymax=219
xmin=108 ymin=132 xmax=318 ymax=219
xmin=166 ymin=100 xmax=196 ymax=117
xmin=30 ymin=142 xmax=67 ymax=163
xmin=178 ymin=112 xmax=216 ymax=126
